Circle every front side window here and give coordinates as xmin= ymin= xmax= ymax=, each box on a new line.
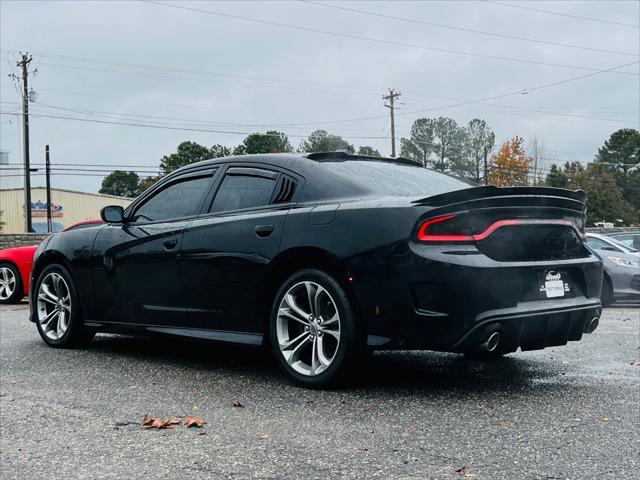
xmin=133 ymin=176 xmax=211 ymax=222
xmin=210 ymin=173 xmax=276 ymax=213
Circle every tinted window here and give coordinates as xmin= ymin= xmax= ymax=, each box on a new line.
xmin=210 ymin=174 xmax=276 ymax=213
xmin=133 ymin=176 xmax=211 ymax=222
xmin=325 ymin=161 xmax=471 ymax=197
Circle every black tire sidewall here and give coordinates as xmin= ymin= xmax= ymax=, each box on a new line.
xmin=269 ymin=268 xmax=361 ymax=388
xmin=602 ymin=275 xmax=614 ymax=307
xmin=34 ymin=264 xmax=85 ymax=348
xmin=0 ymin=262 xmax=24 ymax=304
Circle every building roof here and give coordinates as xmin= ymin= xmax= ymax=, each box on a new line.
xmin=0 ymin=187 xmax=134 ymax=200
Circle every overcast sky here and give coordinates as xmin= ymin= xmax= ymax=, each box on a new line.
xmin=1 ymin=0 xmax=639 ymax=192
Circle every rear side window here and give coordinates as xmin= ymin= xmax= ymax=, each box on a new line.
xmin=133 ymin=176 xmax=211 ymax=222
xmin=586 ymin=237 xmax=618 ymax=252
xmin=612 ymin=235 xmax=633 ymax=248
xmin=210 ymin=173 xmax=276 ymax=213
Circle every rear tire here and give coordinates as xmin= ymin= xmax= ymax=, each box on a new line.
xmin=0 ymin=262 xmax=24 ymax=304
xmin=269 ymin=268 xmax=362 ymax=388
xmin=34 ymin=264 xmax=92 ymax=348
xmin=601 ymin=275 xmax=614 ymax=307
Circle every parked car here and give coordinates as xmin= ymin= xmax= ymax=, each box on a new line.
xmin=29 ymin=153 xmax=603 ymax=387
xmin=0 ymin=219 xmax=102 ymax=304
xmin=585 ymin=233 xmax=640 ymax=306
xmin=607 ymin=231 xmax=640 ymax=251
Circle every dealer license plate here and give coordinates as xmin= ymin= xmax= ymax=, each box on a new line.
xmin=538 ymin=271 xmax=568 ymax=298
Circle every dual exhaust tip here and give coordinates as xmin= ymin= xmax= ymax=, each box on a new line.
xmin=479 ymin=311 xmax=600 ymax=352
xmin=481 ymin=331 xmax=501 ymax=352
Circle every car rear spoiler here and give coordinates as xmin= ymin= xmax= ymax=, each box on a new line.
xmin=412 ymin=185 xmax=586 ymax=207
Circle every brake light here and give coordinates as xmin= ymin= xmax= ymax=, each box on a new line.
xmin=417 ymin=216 xmax=578 ymax=243
xmin=416 ymin=214 xmax=473 ymax=242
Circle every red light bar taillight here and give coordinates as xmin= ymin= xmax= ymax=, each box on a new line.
xmin=416 ymin=214 xmax=473 ymax=242
xmin=417 ymin=215 xmax=579 ymax=243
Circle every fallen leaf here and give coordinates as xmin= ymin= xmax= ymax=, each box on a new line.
xmin=198 ymin=431 xmax=208 ymax=436
xmin=630 ymin=360 xmax=640 ymax=367
xmin=377 ymin=412 xmax=385 ymax=416
xmin=408 ymin=422 xmax=417 ymax=430
xmin=232 ymin=400 xmax=244 ymax=408
xmin=600 ymin=416 xmax=610 ymax=422
xmin=464 ymin=473 xmax=478 ymax=479
xmin=141 ymin=414 xmax=181 ymax=429
xmin=183 ymin=416 xmax=206 ymax=428
xmin=493 ymin=420 xmax=507 ymax=428
xmin=192 ymin=405 xmax=200 ymax=411
xmin=258 ymin=433 xmax=271 ymax=440
xmin=454 ymin=466 xmax=467 ymax=473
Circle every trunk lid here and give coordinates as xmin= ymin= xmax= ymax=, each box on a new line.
xmin=413 ymin=186 xmax=588 ymax=262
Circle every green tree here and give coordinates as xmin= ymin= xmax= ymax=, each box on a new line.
xmin=99 ymin=170 xmax=140 ymax=197
xmin=357 ymin=146 xmax=381 ymax=157
xmin=545 ymin=164 xmax=568 ymax=188
xmin=576 ymin=164 xmax=637 ymax=226
xmin=465 ymin=118 xmax=495 ymax=183
xmin=233 ymin=131 xmax=292 ymax=155
xmin=160 ymin=141 xmax=231 ymax=174
xmin=544 ymin=161 xmax=637 ymax=226
xmin=136 ymin=176 xmax=160 ymax=195
xmin=400 ymin=118 xmax=435 ymax=166
xmin=299 ymin=130 xmax=354 ymax=153
xmin=594 ymin=128 xmax=640 ymax=211
xmin=431 ymin=117 xmax=468 ymax=175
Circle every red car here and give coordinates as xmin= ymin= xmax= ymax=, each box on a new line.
xmin=0 ymin=219 xmax=101 ymax=304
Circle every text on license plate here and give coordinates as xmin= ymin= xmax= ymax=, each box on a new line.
xmin=539 ymin=271 xmax=568 ymax=298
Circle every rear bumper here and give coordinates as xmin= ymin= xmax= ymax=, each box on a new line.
xmin=350 ymin=241 xmax=603 ymax=352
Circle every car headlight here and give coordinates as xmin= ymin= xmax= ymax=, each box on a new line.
xmin=607 ymin=256 xmax=640 ymax=268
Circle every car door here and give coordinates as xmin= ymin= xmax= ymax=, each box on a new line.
xmin=92 ymin=169 xmax=217 ymax=327
xmin=180 ymin=165 xmax=300 ymax=335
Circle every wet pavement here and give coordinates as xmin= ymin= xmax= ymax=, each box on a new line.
xmin=1 ymin=303 xmax=638 ymax=479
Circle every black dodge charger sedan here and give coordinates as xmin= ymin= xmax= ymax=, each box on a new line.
xmin=30 ymin=152 xmax=603 ymax=387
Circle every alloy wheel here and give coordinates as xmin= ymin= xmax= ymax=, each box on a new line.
xmin=276 ymin=281 xmax=341 ymax=376
xmin=37 ymin=272 xmax=72 ymax=340
xmin=0 ymin=267 xmax=16 ymax=301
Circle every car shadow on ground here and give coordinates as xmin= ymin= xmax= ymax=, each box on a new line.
xmin=86 ymin=333 xmax=572 ymax=397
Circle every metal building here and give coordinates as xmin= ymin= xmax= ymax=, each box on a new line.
xmin=0 ymin=187 xmax=132 ymax=233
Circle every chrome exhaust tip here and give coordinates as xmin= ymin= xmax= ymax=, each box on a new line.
xmin=586 ymin=316 xmax=599 ymax=334
xmin=482 ymin=331 xmax=501 ymax=352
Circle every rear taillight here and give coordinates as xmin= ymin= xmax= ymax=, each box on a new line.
xmin=416 ymin=214 xmax=473 ymax=242
xmin=417 ymin=215 xmax=579 ymax=243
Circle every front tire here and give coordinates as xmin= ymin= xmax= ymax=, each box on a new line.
xmin=0 ymin=262 xmax=24 ymax=304
xmin=34 ymin=264 xmax=92 ymax=348
xmin=269 ymin=269 xmax=362 ymax=388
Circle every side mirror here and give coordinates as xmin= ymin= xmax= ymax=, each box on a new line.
xmin=600 ymin=245 xmax=617 ymax=252
xmin=100 ymin=205 xmax=125 ymax=224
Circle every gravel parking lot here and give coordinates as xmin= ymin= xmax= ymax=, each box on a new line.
xmin=1 ymin=303 xmax=638 ymax=479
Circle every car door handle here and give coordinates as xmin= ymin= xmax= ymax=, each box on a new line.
xmin=162 ymin=238 xmax=178 ymax=251
xmin=254 ymin=225 xmax=274 ymax=238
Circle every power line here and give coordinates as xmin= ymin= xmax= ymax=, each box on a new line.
xmin=143 ymin=0 xmax=639 ymax=76
xmin=0 ymin=111 xmax=391 ymax=139
xmin=301 ymin=0 xmax=639 ymax=57
xmin=485 ymin=1 xmax=640 ymax=29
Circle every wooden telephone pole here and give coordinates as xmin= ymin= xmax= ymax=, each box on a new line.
xmin=383 ymin=89 xmax=401 ymax=157
xmin=17 ymin=53 xmax=33 ymax=232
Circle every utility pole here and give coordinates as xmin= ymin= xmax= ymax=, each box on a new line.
xmin=483 ymin=146 xmax=489 ymax=185
xmin=383 ymin=89 xmax=401 ymax=157
xmin=45 ymin=145 xmax=52 ymax=233
xmin=17 ymin=53 xmax=33 ymax=232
